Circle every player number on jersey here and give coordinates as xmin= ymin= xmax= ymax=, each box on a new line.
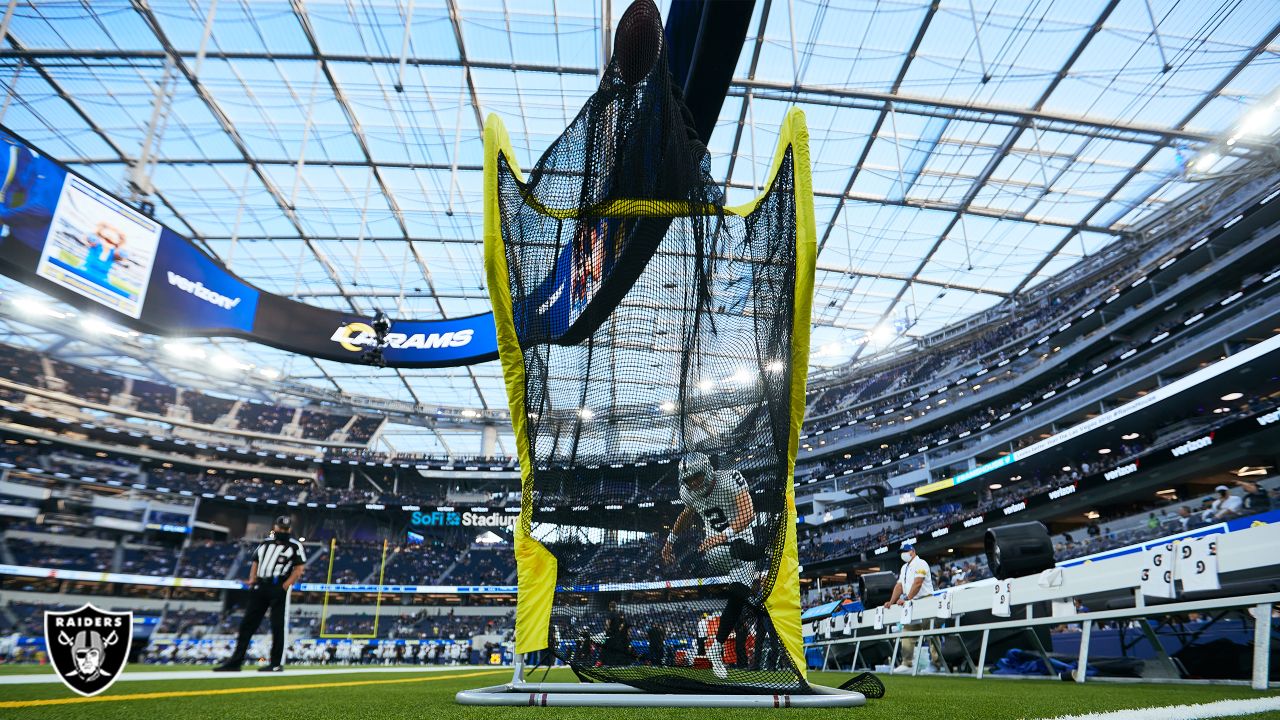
xmin=704 ymin=508 xmax=730 ymax=533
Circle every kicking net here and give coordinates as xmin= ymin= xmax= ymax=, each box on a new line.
xmin=484 ymin=0 xmax=815 ymax=695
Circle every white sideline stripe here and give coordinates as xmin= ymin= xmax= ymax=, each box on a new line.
xmin=0 ymin=664 xmax=490 ymax=685
xmin=1043 ymin=697 xmax=1280 ymax=720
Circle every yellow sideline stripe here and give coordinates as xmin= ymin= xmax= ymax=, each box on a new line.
xmin=0 ymin=669 xmax=506 ymax=709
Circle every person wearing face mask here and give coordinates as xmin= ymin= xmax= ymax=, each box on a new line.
xmin=215 ymin=516 xmax=307 ymax=672
xmin=884 ymin=545 xmax=935 ymax=674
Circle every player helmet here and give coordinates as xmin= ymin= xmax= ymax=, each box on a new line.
xmin=678 ymin=451 xmax=713 ymax=496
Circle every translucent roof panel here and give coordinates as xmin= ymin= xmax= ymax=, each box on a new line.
xmin=0 ymin=0 xmax=1275 ymax=447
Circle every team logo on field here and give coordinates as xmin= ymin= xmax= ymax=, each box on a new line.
xmin=44 ymin=604 xmax=132 ymax=697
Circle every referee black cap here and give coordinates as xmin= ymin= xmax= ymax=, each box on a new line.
xmin=273 ymin=515 xmax=292 ymax=529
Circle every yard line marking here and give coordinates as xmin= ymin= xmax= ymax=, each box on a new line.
xmin=0 ymin=664 xmax=494 ymax=685
xmin=0 ymin=669 xmax=506 ymax=708
xmin=1043 ymin=696 xmax=1280 ymax=720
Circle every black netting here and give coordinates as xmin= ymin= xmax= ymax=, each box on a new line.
xmin=839 ymin=672 xmax=886 ymax=699
xmin=491 ymin=0 xmax=807 ymax=695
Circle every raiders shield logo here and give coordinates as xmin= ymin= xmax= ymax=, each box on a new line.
xmin=44 ymin=604 xmax=132 ymax=697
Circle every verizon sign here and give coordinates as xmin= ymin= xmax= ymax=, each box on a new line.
xmin=1171 ymin=434 xmax=1213 ymax=458
xmin=1104 ymin=462 xmax=1139 ymax=481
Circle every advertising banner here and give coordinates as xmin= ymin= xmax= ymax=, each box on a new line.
xmin=0 ymin=126 xmax=496 ymax=368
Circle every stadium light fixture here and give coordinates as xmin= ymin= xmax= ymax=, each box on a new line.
xmin=1121 ymin=432 xmax=1140 ymax=440
xmin=1233 ymin=466 xmax=1269 ymax=477
xmin=257 ymin=367 xmax=282 ymax=380
xmin=1220 ymin=392 xmax=1243 ymax=401
xmin=213 ymin=353 xmax=251 ymax=372
xmin=80 ymin=316 xmax=128 ymax=338
xmin=164 ymin=342 xmax=206 ymax=360
xmin=1061 ymin=465 xmax=1072 ymax=472
xmin=697 ymin=379 xmax=714 ymax=392
xmin=659 ymin=400 xmax=677 ymax=413
xmin=988 ymin=483 xmax=1002 ymax=490
xmin=766 ymin=360 xmax=785 ymax=373
xmin=11 ymin=295 xmax=63 ymax=318
xmin=868 ymin=324 xmax=895 ymax=346
xmin=729 ymin=367 xmax=755 ymax=385
xmin=1098 ymin=448 xmax=1111 ymax=455
xmin=1237 ymin=105 xmax=1276 ymax=136
xmin=578 ymin=407 xmax=595 ymax=420
xmin=1193 ymin=151 xmax=1220 ymax=172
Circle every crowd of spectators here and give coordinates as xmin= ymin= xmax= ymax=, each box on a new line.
xmin=185 ymin=392 xmax=235 ymax=425
xmin=300 ymin=541 xmax=380 ymax=584
xmin=6 ymin=538 xmax=113 ymax=572
xmin=120 ymin=547 xmax=177 ymax=576
xmin=299 ymin=410 xmax=348 ymax=441
xmin=235 ymin=402 xmax=292 ymax=435
xmin=448 ymin=547 xmax=516 ymax=585
xmin=0 ymin=344 xmax=382 ymax=443
xmin=131 ymin=378 xmax=176 ymax=415
xmin=381 ymin=540 xmax=464 ymax=584
xmin=175 ymin=541 xmax=242 ymax=579
xmin=796 ymin=389 xmax=1278 ymax=567
xmin=806 ymin=272 xmax=1120 ymax=426
xmin=796 ymin=257 xmax=1280 ymax=489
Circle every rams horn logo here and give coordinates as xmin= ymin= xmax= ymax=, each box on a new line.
xmin=44 ymin=604 xmax=132 ymax=697
xmin=332 ymin=322 xmax=376 ymax=352
xmin=329 ymin=323 xmax=475 ymax=353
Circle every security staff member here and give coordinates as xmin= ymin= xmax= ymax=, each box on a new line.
xmin=884 ymin=544 xmax=936 ymax=673
xmin=215 ymin=517 xmax=306 ymax=672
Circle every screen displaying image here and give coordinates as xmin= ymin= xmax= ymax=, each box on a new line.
xmin=35 ymin=174 xmax=161 ymax=318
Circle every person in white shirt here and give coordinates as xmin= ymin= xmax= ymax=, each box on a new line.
xmin=883 ymin=545 xmax=936 ymax=674
xmin=1211 ymin=485 xmax=1243 ymax=520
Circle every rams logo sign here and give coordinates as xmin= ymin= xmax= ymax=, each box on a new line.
xmin=330 ymin=323 xmax=474 ymax=353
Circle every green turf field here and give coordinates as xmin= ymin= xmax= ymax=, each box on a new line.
xmin=0 ymin=667 xmax=1277 ymax=719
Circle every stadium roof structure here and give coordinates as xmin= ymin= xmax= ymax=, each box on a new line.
xmin=0 ymin=0 xmax=1277 ymax=454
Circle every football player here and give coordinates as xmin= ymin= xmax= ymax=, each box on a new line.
xmin=661 ymin=451 xmax=758 ymax=678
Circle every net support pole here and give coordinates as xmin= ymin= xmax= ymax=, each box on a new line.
xmin=510 ymin=651 xmax=525 ymax=684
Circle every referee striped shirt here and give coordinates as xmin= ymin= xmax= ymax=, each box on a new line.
xmin=254 ymin=536 xmax=306 ymax=583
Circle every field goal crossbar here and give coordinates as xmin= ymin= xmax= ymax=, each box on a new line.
xmin=454 ymin=654 xmax=867 ymax=707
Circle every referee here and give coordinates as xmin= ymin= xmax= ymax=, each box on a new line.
xmin=214 ymin=516 xmax=306 ymax=672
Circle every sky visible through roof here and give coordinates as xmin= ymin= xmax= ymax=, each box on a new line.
xmin=0 ymin=0 xmax=1276 ymax=455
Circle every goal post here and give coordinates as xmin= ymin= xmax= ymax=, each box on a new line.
xmin=318 ymin=538 xmax=389 ymax=640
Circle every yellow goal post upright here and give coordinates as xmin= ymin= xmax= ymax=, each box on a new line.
xmin=318 ymin=537 xmax=389 ymax=640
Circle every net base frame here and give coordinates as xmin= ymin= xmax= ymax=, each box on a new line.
xmin=455 ymin=659 xmax=866 ymax=708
